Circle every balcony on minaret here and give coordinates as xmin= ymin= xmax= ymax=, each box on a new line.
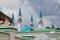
xmin=18 ymin=17 xmax=22 ymax=23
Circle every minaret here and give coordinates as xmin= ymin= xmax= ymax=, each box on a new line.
xmin=51 ymin=19 xmax=54 ymax=28
xmin=11 ymin=12 xmax=15 ymax=26
xmin=39 ymin=10 xmax=43 ymax=28
xmin=18 ymin=8 xmax=22 ymax=31
xmin=30 ymin=14 xmax=34 ymax=28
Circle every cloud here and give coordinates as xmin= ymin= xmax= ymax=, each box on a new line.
xmin=25 ymin=0 xmax=60 ymax=27
xmin=20 ymin=0 xmax=52 ymax=28
xmin=53 ymin=0 xmax=60 ymax=4
xmin=0 ymin=6 xmax=2 ymax=11
xmin=0 ymin=0 xmax=20 ymax=10
xmin=0 ymin=0 xmax=60 ymax=27
xmin=27 ymin=0 xmax=58 ymax=15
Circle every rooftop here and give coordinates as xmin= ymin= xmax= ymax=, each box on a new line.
xmin=17 ymin=28 xmax=60 ymax=33
xmin=0 ymin=11 xmax=13 ymax=25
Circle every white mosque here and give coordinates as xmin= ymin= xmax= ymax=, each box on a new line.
xmin=0 ymin=8 xmax=60 ymax=40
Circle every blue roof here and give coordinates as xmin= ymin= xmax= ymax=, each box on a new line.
xmin=21 ymin=25 xmax=31 ymax=32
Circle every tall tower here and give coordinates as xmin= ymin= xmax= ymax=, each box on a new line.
xmin=51 ymin=19 xmax=54 ymax=28
xmin=18 ymin=8 xmax=22 ymax=31
xmin=39 ymin=10 xmax=43 ymax=28
xmin=11 ymin=12 xmax=15 ymax=26
xmin=30 ymin=14 xmax=34 ymax=28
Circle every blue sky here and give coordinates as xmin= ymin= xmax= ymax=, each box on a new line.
xmin=0 ymin=0 xmax=60 ymax=28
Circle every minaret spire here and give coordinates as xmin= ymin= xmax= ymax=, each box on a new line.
xmin=39 ymin=10 xmax=42 ymax=18
xmin=18 ymin=8 xmax=22 ymax=31
xmin=12 ymin=12 xmax=14 ymax=20
xmin=19 ymin=8 xmax=21 ymax=16
xmin=39 ymin=10 xmax=43 ymax=28
xmin=30 ymin=14 xmax=34 ymax=28
xmin=11 ymin=12 xmax=15 ymax=26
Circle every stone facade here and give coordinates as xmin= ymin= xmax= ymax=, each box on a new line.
xmin=0 ymin=32 xmax=10 ymax=40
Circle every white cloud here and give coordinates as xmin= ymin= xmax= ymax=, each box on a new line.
xmin=0 ymin=0 xmax=60 ymax=28
xmin=0 ymin=0 xmax=20 ymax=9
xmin=20 ymin=0 xmax=55 ymax=28
xmin=53 ymin=0 xmax=60 ymax=4
xmin=0 ymin=0 xmax=20 ymax=17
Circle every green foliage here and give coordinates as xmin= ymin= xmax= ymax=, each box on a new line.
xmin=45 ymin=27 xmax=50 ymax=28
xmin=56 ymin=28 xmax=60 ymax=30
xmin=30 ymin=29 xmax=34 ymax=31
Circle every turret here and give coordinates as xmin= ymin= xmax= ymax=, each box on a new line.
xmin=39 ymin=10 xmax=43 ymax=28
xmin=18 ymin=8 xmax=22 ymax=31
xmin=30 ymin=14 xmax=34 ymax=28
xmin=11 ymin=12 xmax=15 ymax=26
xmin=51 ymin=19 xmax=54 ymax=28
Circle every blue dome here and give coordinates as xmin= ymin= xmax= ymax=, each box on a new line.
xmin=21 ymin=25 xmax=31 ymax=32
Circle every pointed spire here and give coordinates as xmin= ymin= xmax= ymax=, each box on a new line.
xmin=18 ymin=8 xmax=22 ymax=31
xmin=39 ymin=10 xmax=42 ymax=18
xmin=39 ymin=10 xmax=43 ymax=25
xmin=39 ymin=10 xmax=43 ymax=28
xmin=11 ymin=12 xmax=15 ymax=26
xmin=18 ymin=8 xmax=21 ymax=16
xmin=30 ymin=14 xmax=34 ymax=28
xmin=31 ymin=14 xmax=33 ymax=22
xmin=12 ymin=12 xmax=14 ymax=20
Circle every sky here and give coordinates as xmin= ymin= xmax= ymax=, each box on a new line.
xmin=0 ymin=0 xmax=60 ymax=28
